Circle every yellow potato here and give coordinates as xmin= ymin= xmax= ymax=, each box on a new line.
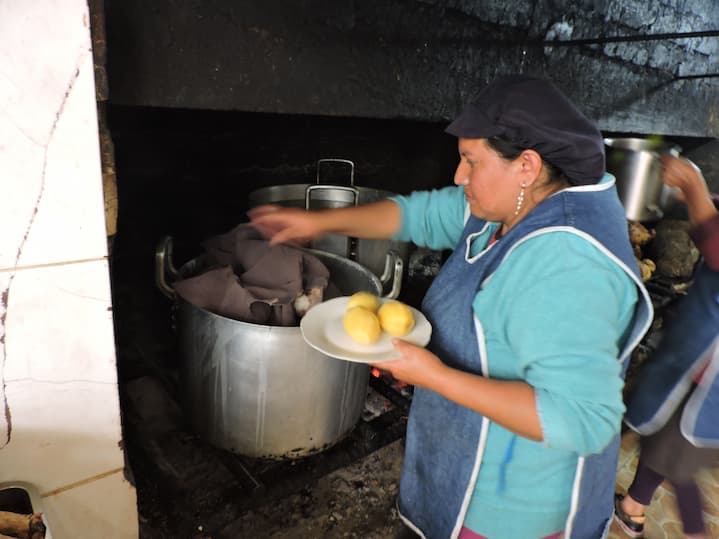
xmin=343 ymin=307 xmax=382 ymax=344
xmin=377 ymin=300 xmax=415 ymax=337
xmin=346 ymin=291 xmax=381 ymax=313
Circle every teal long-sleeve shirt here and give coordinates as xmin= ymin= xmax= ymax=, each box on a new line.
xmin=390 ymin=184 xmax=637 ymax=538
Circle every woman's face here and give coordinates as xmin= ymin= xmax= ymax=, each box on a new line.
xmin=453 ymin=138 xmax=522 ymax=222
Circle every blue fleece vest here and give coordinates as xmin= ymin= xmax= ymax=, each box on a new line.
xmin=397 ymin=181 xmax=653 ymax=539
xmin=624 ymin=262 xmax=719 ymax=448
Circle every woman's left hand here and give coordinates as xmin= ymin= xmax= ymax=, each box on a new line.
xmin=370 ymin=339 xmax=445 ymax=389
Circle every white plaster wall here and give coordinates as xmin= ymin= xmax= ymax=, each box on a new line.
xmin=0 ymin=1 xmax=138 ymax=537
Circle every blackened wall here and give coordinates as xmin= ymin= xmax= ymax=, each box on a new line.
xmin=107 ymin=107 xmax=460 ymax=281
xmin=105 ymin=0 xmax=719 ymax=137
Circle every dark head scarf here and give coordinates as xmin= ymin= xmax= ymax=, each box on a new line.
xmin=445 ymin=75 xmax=605 ymax=185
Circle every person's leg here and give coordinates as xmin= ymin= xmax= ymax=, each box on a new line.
xmin=614 ymin=460 xmax=665 ymax=537
xmin=624 ymin=460 xmax=666 ymax=510
xmin=670 ymin=479 xmax=707 ymax=538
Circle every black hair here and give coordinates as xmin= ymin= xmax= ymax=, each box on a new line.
xmin=486 ymin=136 xmax=570 ymax=186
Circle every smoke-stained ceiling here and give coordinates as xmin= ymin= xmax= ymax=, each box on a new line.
xmin=104 ymin=0 xmax=718 ymax=137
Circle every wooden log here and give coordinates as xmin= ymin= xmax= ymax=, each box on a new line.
xmin=0 ymin=511 xmax=45 ymax=539
xmin=28 ymin=512 xmax=46 ymax=539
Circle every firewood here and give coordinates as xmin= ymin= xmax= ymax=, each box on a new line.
xmin=28 ymin=512 xmax=46 ymax=539
xmin=0 ymin=511 xmax=46 ymax=539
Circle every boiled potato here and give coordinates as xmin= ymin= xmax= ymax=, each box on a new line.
xmin=343 ymin=307 xmax=382 ymax=344
xmin=377 ymin=300 xmax=415 ymax=337
xmin=638 ymin=257 xmax=656 ymax=282
xmin=628 ymin=221 xmax=655 ymax=246
xmin=346 ymin=291 xmax=381 ymax=313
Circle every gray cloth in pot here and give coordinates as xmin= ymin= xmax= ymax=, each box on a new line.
xmin=174 ymin=225 xmax=329 ymax=326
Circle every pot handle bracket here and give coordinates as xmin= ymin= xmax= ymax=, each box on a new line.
xmin=155 ymin=235 xmax=179 ymax=300
xmin=380 ymin=250 xmax=403 ymax=300
xmin=316 ymin=158 xmax=355 ymax=186
xmin=304 ymin=184 xmax=360 ymax=209
xmin=306 ymin=184 xmax=361 ymax=261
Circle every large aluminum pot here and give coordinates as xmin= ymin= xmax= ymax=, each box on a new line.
xmin=155 ymin=236 xmax=394 ymax=459
xmin=248 ymin=158 xmax=413 ymax=292
xmin=604 ymin=137 xmax=681 ymax=222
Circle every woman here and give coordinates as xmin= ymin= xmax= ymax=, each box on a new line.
xmin=615 ymin=156 xmax=719 ymax=539
xmin=249 ymin=75 xmax=653 ymax=539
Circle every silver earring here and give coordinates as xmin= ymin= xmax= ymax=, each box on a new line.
xmin=514 ymin=183 xmax=526 ymax=216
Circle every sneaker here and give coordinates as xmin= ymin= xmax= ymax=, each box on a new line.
xmin=614 ymin=493 xmax=646 ymax=538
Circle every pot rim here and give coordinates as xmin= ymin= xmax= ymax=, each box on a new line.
xmin=604 ymin=137 xmax=681 ymax=155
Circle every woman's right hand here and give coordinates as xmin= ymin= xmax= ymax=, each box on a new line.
xmin=661 ymin=155 xmax=717 ymax=226
xmin=660 ymin=155 xmax=706 ymax=200
xmin=247 ymin=204 xmax=324 ymax=245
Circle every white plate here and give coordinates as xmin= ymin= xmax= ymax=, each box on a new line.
xmin=300 ymin=296 xmax=432 ymax=363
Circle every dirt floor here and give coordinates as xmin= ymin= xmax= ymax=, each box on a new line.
xmin=216 ymin=440 xmax=407 ymax=539
xmin=121 ymin=373 xmax=412 ymax=539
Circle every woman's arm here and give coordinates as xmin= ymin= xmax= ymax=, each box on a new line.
xmin=661 ymin=156 xmax=719 ymax=269
xmin=661 ymin=156 xmax=716 ymax=227
xmin=248 ymin=199 xmax=402 ymax=245
xmin=249 ymin=186 xmax=468 ymax=250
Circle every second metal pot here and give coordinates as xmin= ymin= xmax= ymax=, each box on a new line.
xmin=248 ymin=159 xmax=413 ymax=293
xmin=604 ymin=137 xmax=681 ymax=222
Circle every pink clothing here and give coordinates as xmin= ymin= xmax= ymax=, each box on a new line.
xmin=459 ymin=526 xmax=562 ymax=539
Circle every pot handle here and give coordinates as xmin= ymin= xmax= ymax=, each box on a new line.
xmin=155 ymin=235 xmax=178 ymax=300
xmin=316 ymin=158 xmax=355 ymax=186
xmin=380 ymin=250 xmax=403 ymax=300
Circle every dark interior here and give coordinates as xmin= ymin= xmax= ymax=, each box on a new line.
xmin=0 ymin=487 xmax=34 ymax=515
